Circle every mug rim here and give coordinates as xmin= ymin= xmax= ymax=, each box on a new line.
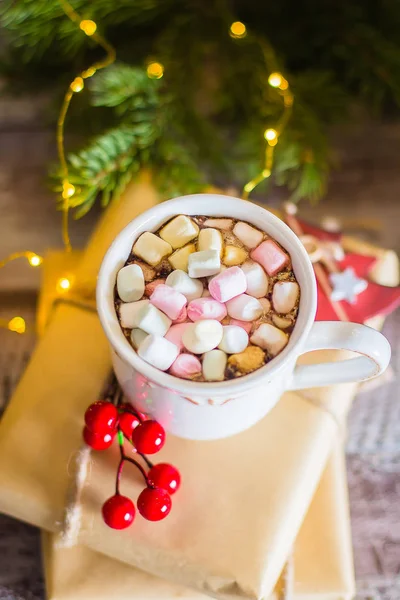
xmin=97 ymin=193 xmax=317 ymax=397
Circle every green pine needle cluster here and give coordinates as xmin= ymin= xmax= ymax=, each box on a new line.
xmin=3 ymin=0 xmax=400 ymax=215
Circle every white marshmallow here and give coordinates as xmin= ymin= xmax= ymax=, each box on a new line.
xmin=226 ymin=294 xmax=263 ymax=322
xmin=203 ymin=218 xmax=233 ymax=230
xmin=138 ymin=335 xmax=179 ymax=371
xmin=133 ymin=232 xmax=172 ymax=266
xmin=181 ymin=319 xmax=223 ymax=354
xmin=165 ymin=269 xmax=203 ymax=302
xmin=130 ymin=328 xmax=148 ymax=349
xmin=233 ymin=222 xmax=264 ymax=249
xmin=240 ymin=261 xmax=269 ymax=298
xmin=218 ymin=325 xmax=249 ymax=354
xmin=136 ymin=303 xmax=171 ymax=336
xmin=272 ymin=281 xmax=300 ymax=314
xmin=198 ymin=228 xmax=223 ymax=255
xmin=202 ymin=349 xmax=227 ymax=381
xmin=250 ymin=323 xmax=288 ymax=356
xmin=188 ymin=249 xmax=221 ymax=278
xmin=117 ymin=264 xmax=145 ymax=302
xmin=119 ymin=299 xmax=149 ymax=328
xmin=159 ymin=215 xmax=199 ymax=249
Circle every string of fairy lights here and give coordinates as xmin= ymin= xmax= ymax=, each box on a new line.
xmin=0 ymin=9 xmax=293 ymax=335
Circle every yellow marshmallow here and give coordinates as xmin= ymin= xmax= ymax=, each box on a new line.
xmin=159 ymin=215 xmax=199 ymax=249
xmin=168 ymin=243 xmax=196 ymax=272
xmin=133 ymin=232 xmax=172 ymax=266
xmin=223 ymin=245 xmax=248 ymax=266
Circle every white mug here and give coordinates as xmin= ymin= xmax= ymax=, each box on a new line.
xmin=97 ymin=194 xmax=391 ymax=440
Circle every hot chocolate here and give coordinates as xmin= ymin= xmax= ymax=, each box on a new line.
xmin=114 ymin=214 xmax=300 ymax=381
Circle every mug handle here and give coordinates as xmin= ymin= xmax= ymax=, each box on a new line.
xmin=288 ymin=321 xmax=391 ymax=391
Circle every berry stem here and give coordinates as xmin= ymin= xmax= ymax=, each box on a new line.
xmin=115 ymin=457 xmax=124 ymax=496
xmin=139 ymin=453 xmax=154 ymax=469
xmin=115 ymin=426 xmax=150 ymax=492
xmin=123 ymin=456 xmax=150 ymax=486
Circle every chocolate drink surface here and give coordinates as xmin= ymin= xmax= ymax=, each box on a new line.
xmin=114 ymin=215 xmax=300 ymax=381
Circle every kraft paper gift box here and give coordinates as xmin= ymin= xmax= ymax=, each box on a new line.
xmin=39 ymin=251 xmax=354 ymax=600
xmin=0 ymin=181 xmax=397 ymax=600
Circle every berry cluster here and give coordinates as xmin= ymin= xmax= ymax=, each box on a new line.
xmin=83 ymin=385 xmax=180 ymax=530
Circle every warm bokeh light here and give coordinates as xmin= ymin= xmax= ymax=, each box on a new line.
xmin=8 ymin=317 xmax=26 ymax=334
xmin=268 ymin=72 xmax=283 ymax=88
xmin=28 ymin=253 xmax=43 ymax=267
xmin=264 ymin=128 xmax=278 ymax=141
xmin=70 ymin=77 xmax=84 ymax=92
xmin=62 ymin=181 xmax=76 ymax=199
xmin=80 ymin=19 xmax=97 ymax=36
xmin=229 ymin=21 xmax=247 ymax=39
xmin=57 ymin=277 xmax=71 ymax=292
xmin=146 ymin=62 xmax=164 ymax=79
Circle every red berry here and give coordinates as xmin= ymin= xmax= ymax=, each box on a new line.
xmin=148 ymin=463 xmax=181 ymax=495
xmin=83 ymin=426 xmax=115 ymax=450
xmin=118 ymin=411 xmax=140 ymax=438
xmin=137 ymin=487 xmax=171 ymax=521
xmin=84 ymin=401 xmax=118 ymax=434
xmin=102 ymin=494 xmax=135 ymax=529
xmin=132 ymin=420 xmax=165 ymax=454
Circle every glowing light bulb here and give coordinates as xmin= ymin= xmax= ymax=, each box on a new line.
xmin=62 ymin=181 xmax=75 ymax=199
xmin=57 ymin=277 xmax=71 ymax=292
xmin=268 ymin=73 xmax=283 ymax=88
xmin=8 ymin=317 xmax=26 ymax=334
xmin=229 ymin=21 xmax=247 ymax=39
xmin=264 ymin=128 xmax=278 ymax=142
xmin=146 ymin=62 xmax=164 ymax=79
xmin=28 ymin=254 xmax=42 ymax=267
xmin=70 ymin=77 xmax=84 ymax=93
xmin=80 ymin=19 xmax=97 ymax=36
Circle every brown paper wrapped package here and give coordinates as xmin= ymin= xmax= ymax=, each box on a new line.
xmin=0 ymin=183 xmax=397 ymax=600
xmin=41 ymin=443 xmax=354 ymax=600
xmin=39 ymin=253 xmax=354 ymax=600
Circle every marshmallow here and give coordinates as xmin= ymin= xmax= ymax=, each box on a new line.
xmin=208 ymin=266 xmax=247 ymax=303
xmin=187 ymin=297 xmax=227 ymax=322
xmin=168 ymin=243 xmax=196 ymax=272
xmin=240 ymin=261 xmax=269 ymax=298
xmin=150 ymin=284 xmax=187 ymax=320
xmin=130 ymin=328 xmax=148 ymax=349
xmin=259 ymin=297 xmax=271 ymax=314
xmin=133 ymin=232 xmax=172 ymax=266
xmin=229 ymin=318 xmax=252 ymax=334
xmin=165 ymin=323 xmax=189 ymax=352
xmin=250 ymin=323 xmax=288 ymax=356
xmin=272 ymin=281 xmax=299 ymax=314
xmin=119 ymin=299 xmax=149 ymax=328
xmin=159 ymin=215 xmax=199 ymax=249
xmin=218 ymin=325 xmax=249 ymax=354
xmin=198 ymin=228 xmax=223 ymax=255
xmin=182 ymin=320 xmax=223 ymax=354
xmin=138 ymin=335 xmax=179 ymax=371
xmin=272 ymin=314 xmax=293 ymax=330
xmin=250 ymin=240 xmax=289 ymax=276
xmin=188 ymin=249 xmax=221 ymax=278
xmin=173 ymin=306 xmax=188 ymax=323
xmin=169 ymin=353 xmax=202 ymax=379
xmin=136 ymin=303 xmax=171 ymax=336
xmin=223 ymin=245 xmax=248 ymax=266
xmin=165 ymin=270 xmax=203 ymax=302
xmin=145 ymin=278 xmax=166 ymax=297
xmin=233 ymin=222 xmax=264 ymax=249
xmin=227 ymin=345 xmax=265 ymax=375
xmin=117 ymin=264 xmax=145 ymax=302
xmin=203 ymin=218 xmax=233 ymax=230
xmin=202 ymin=349 xmax=227 ymax=381
xmin=226 ymin=294 xmax=263 ymax=321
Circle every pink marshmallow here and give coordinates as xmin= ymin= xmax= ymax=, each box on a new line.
xmin=187 ymin=297 xmax=227 ymax=322
xmin=169 ymin=353 xmax=202 ymax=379
xmin=229 ymin=318 xmax=252 ymax=334
xmin=208 ymin=266 xmax=247 ymax=303
xmin=145 ymin=278 xmax=166 ymax=297
xmin=164 ymin=323 xmax=189 ymax=352
xmin=250 ymin=240 xmax=289 ymax=276
xmin=150 ymin=284 xmax=187 ymax=320
xmin=173 ymin=305 xmax=188 ymax=324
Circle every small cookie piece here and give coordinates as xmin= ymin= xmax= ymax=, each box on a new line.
xmin=250 ymin=240 xmax=289 ymax=276
xmin=202 ymin=349 xmax=227 ymax=381
xmin=168 ymin=243 xmax=196 ymax=272
xmin=133 ymin=232 xmax=172 ymax=266
xmin=233 ymin=222 xmax=264 ymax=249
xmin=138 ymin=335 xmax=179 ymax=371
xmin=250 ymin=323 xmax=288 ymax=356
xmin=227 ymin=345 xmax=265 ymax=375
xmin=117 ymin=264 xmax=145 ymax=302
xmin=188 ymin=249 xmax=221 ymax=278
xmin=159 ymin=215 xmax=199 ymax=249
